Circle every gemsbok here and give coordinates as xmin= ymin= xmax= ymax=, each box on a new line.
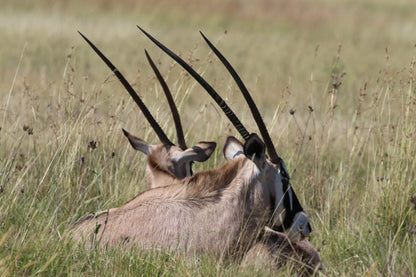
xmin=137 ymin=26 xmax=311 ymax=241
xmin=136 ymin=29 xmax=320 ymax=272
xmin=79 ymin=32 xmax=216 ymax=189
xmin=74 ymin=30 xmax=319 ymax=272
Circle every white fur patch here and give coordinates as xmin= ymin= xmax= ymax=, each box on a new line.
xmin=253 ymin=164 xmax=261 ymax=176
xmin=223 ymin=137 xmax=244 ymax=161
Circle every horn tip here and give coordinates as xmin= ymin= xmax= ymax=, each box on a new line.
xmin=122 ymin=128 xmax=129 ymax=136
xmin=137 ymin=25 xmax=145 ymax=33
xmin=199 ymin=31 xmax=208 ymax=40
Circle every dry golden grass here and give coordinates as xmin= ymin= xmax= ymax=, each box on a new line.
xmin=1 ymin=0 xmax=416 ymax=275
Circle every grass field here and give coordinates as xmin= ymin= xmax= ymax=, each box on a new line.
xmin=1 ymin=0 xmax=416 ymax=275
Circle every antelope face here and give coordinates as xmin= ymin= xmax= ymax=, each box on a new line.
xmin=123 ymin=129 xmax=216 ymax=188
xmin=263 ymin=161 xmax=311 ymax=242
xmin=224 ymin=134 xmax=311 ymax=242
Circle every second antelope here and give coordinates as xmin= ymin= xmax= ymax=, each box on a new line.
xmin=79 ymin=32 xmax=216 ymax=189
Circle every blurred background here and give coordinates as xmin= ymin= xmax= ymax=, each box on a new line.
xmin=1 ymin=0 xmax=415 ymax=150
xmin=2 ymin=0 xmax=416 ymax=130
xmin=1 ymin=0 xmax=416 ymax=275
xmin=1 ymin=1 xmax=415 ymax=97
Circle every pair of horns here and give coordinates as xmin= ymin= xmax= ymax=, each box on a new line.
xmin=78 ymin=32 xmax=187 ymax=150
xmin=79 ymin=28 xmax=280 ymax=169
xmin=80 ymin=29 xmax=306 ymax=231
xmin=135 ymin=27 xmax=307 ymax=231
xmin=136 ymin=27 xmax=282 ymax=169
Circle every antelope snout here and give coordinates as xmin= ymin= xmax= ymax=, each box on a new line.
xmin=286 ymin=211 xmax=311 ymax=242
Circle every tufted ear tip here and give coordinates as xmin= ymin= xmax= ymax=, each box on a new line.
xmin=122 ymin=129 xmax=152 ymax=156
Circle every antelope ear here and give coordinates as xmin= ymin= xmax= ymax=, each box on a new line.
xmin=191 ymin=141 xmax=217 ymax=162
xmin=122 ymin=128 xmax=152 ymax=155
xmin=172 ymin=141 xmax=217 ymax=164
xmin=244 ymin=133 xmax=265 ymax=162
xmin=223 ymin=136 xmax=244 ymax=160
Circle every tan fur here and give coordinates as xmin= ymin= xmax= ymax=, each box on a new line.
xmin=72 ymin=156 xmax=273 ymax=258
xmin=123 ymin=130 xmax=216 ymax=189
xmin=145 ymin=145 xmax=178 ymax=188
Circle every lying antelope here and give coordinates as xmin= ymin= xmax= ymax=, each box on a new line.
xmin=137 ymin=26 xmax=311 ymax=240
xmin=79 ymin=32 xmax=216 ymax=189
xmin=137 ymin=29 xmax=320 ymax=272
xmin=74 ymin=29 xmax=317 ymax=270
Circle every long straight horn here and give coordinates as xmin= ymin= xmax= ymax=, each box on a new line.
xmin=144 ymin=50 xmax=187 ymax=150
xmin=200 ymin=33 xmax=307 ymax=231
xmin=199 ymin=32 xmax=281 ymax=166
xmin=137 ymin=26 xmax=251 ymax=141
xmin=78 ymin=31 xmax=173 ymax=146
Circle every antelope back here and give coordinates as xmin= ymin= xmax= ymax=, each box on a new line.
xmin=72 ymin=135 xmax=306 ymax=259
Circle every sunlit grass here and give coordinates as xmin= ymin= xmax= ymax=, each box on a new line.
xmin=1 ymin=0 xmax=416 ymax=276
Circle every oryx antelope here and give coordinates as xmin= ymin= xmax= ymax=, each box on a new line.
xmin=79 ymin=32 xmax=216 ymax=189
xmin=73 ymin=29 xmax=315 ymax=267
xmin=137 ymin=26 xmax=311 ymax=240
xmin=134 ymin=27 xmax=317 ymax=270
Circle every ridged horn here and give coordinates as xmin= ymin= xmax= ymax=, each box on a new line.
xmin=200 ymin=32 xmax=307 ymax=231
xmin=199 ymin=31 xmax=281 ymax=166
xmin=144 ymin=50 xmax=187 ymax=150
xmin=78 ymin=31 xmax=173 ymax=146
xmin=137 ymin=26 xmax=251 ymax=141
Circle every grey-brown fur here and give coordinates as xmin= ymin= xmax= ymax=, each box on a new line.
xmin=242 ymin=227 xmax=321 ymax=276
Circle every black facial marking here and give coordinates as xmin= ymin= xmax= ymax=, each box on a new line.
xmin=281 ymin=178 xmax=310 ymax=232
xmin=243 ymin=134 xmax=265 ymax=161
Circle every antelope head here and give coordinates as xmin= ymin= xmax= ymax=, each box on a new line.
xmin=138 ymin=27 xmax=311 ymax=241
xmin=79 ymin=32 xmax=216 ymax=188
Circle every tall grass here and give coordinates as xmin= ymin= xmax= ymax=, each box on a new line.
xmin=1 ymin=0 xmax=416 ymax=275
